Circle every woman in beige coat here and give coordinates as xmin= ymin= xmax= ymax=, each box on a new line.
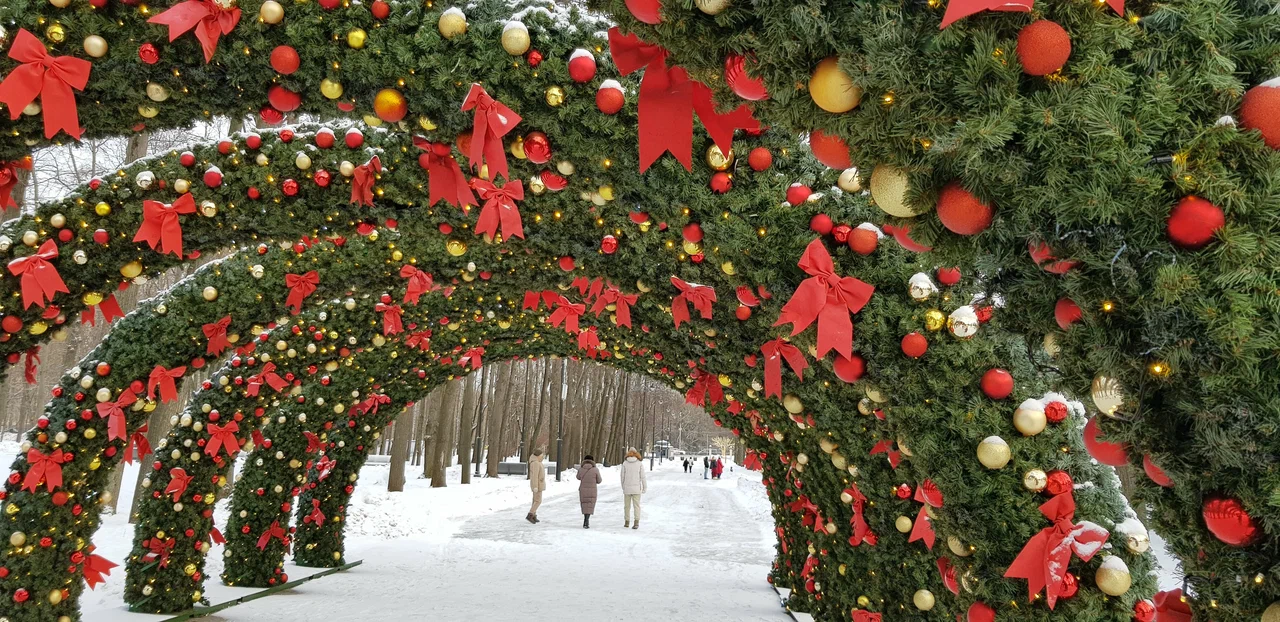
xmin=576 ymin=455 xmax=602 ymax=529
xmin=526 ymin=448 xmax=546 ymax=524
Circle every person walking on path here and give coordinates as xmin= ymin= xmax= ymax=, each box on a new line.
xmin=577 ymin=454 xmax=602 ymax=529
xmin=621 ymin=448 xmax=647 ymax=529
xmin=712 ymin=457 xmax=724 ymax=480
xmin=526 ymin=448 xmax=547 ymax=524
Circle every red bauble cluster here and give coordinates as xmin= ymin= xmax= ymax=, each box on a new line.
xmin=597 ymin=81 xmax=625 ymax=114
xmin=270 ymin=45 xmax=300 ymax=75
xmin=1202 ymin=496 xmax=1258 ymax=546
xmin=747 ymin=147 xmax=772 ymax=171
xmin=569 ymin=49 xmax=597 ymax=83
xmin=1045 ymin=470 xmax=1073 ymax=496
xmin=1167 ymin=196 xmax=1224 ymax=249
xmin=831 ymin=224 xmax=852 ymax=244
xmin=979 ymin=368 xmax=1013 ymax=399
xmin=1240 ymin=81 xmax=1280 ymax=149
xmin=901 ymin=332 xmax=928 ymax=358
xmin=1017 ymin=20 xmax=1072 ymax=76
xmin=936 ymin=181 xmax=993 ymax=235
xmin=809 ymin=130 xmax=852 ymax=169
xmin=724 ymin=54 xmax=769 ymax=101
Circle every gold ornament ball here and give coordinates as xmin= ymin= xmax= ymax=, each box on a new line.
xmin=1023 ymin=468 xmax=1048 ymax=492
xmin=259 ymin=0 xmax=284 ymax=24
xmin=374 ymin=88 xmax=408 ymax=123
xmin=977 ymin=436 xmax=1010 ymax=469
xmin=10 ymin=531 xmax=27 ymax=546
xmin=809 ymin=57 xmax=862 ymax=114
xmin=913 ymin=589 xmax=935 ymax=611
xmin=51 ymin=0 xmax=72 ymax=7
xmin=502 ymin=23 xmax=531 ymax=55
xmin=706 ymin=144 xmax=734 ymax=171
xmin=339 ymin=160 xmax=356 ymax=177
xmin=199 ymin=200 xmax=217 ymax=217
xmin=83 ymin=35 xmax=109 ymax=58
xmin=511 ymin=136 xmax=527 ymax=159
xmin=295 ymin=152 xmax=312 ymax=170
xmin=138 ymin=105 xmax=160 ymax=119
xmin=320 ymin=79 xmax=344 ymax=100
xmin=1095 ymin=559 xmax=1132 ymax=596
xmin=529 ymin=175 xmax=546 ymax=195
xmin=146 ymin=82 xmax=171 ymax=102
xmin=23 ymin=101 xmax=42 ymax=116
xmin=682 ymin=240 xmax=703 ymax=255
xmin=782 ymin=393 xmax=803 ymax=414
xmin=545 ymin=86 xmax=565 ymax=107
xmin=1262 ymin=602 xmax=1280 ymax=622
xmin=695 ymin=0 xmax=731 ymax=14
xmin=897 ymin=437 xmax=913 ymax=457
xmin=556 ymin=160 xmax=576 ymax=176
xmin=48 ymin=589 xmax=63 ymax=605
xmin=174 ymin=178 xmax=191 ymax=194
xmin=1043 ymin=332 xmax=1061 ymax=357
xmin=347 ymin=28 xmax=368 ymax=49
xmin=91 ymin=200 xmax=112 ymax=218
xmin=28 ymin=321 xmax=48 ymax=335
xmin=1126 ymin=531 xmax=1151 ymax=554
xmin=837 ymin=168 xmax=862 ymax=192
xmin=947 ymin=536 xmax=971 ymax=557
xmin=49 ymin=213 xmax=66 ymax=228
xmin=1013 ymin=403 xmax=1048 ymax=436
xmin=202 ymin=286 xmax=218 ymax=301
xmin=721 ymin=261 xmax=736 ymax=276
xmin=870 ymin=165 xmax=925 ymax=217
xmin=857 ymin=596 xmax=871 ymax=607
xmin=795 ymin=453 xmax=809 ymax=465
xmin=438 ymin=10 xmax=468 ymax=39
xmin=446 ymin=240 xmax=467 ymax=256
xmin=840 ymin=490 xmax=854 ymax=504
xmin=184 ymin=563 xmax=198 ymax=576
xmin=46 ymin=23 xmax=66 ymax=43
xmin=923 ymin=309 xmax=945 ymax=331
xmin=418 ymin=115 xmax=437 ymax=131
xmin=1091 ymin=374 xmax=1127 ymax=417
xmin=895 ymin=515 xmax=913 ymax=533
xmin=21 ymin=230 xmax=38 ymax=246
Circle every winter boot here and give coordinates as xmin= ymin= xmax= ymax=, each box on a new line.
xmin=632 ymin=520 xmax=639 ymax=530
xmin=532 ymin=514 xmax=540 ymax=524
xmin=526 ymin=513 xmax=536 ymax=524
xmin=583 ymin=515 xmax=590 ymax=529
xmin=624 ymin=520 xmax=630 ymax=528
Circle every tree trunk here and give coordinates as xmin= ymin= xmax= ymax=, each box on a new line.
xmin=485 ymin=363 xmax=514 ymax=476
xmin=430 ymin=381 xmax=461 ymax=487
xmin=457 ymin=375 xmax=479 ymax=485
xmin=387 ymin=406 xmax=414 ymax=492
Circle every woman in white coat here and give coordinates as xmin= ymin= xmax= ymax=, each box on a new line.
xmin=620 ymin=448 xmax=647 ymax=529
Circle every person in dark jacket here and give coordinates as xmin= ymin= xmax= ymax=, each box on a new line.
xmin=703 ymin=456 xmax=710 ymax=479
xmin=577 ymin=455 xmax=603 ymax=529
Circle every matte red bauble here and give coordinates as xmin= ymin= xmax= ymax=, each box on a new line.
xmin=318 ymin=0 xmax=339 ymax=8
xmin=1 ymin=316 xmax=23 ymax=333
xmin=1017 ymin=20 xmax=1072 ymax=76
xmin=682 ymin=223 xmax=704 ymax=243
xmin=245 ymin=134 xmax=262 ymax=149
xmin=980 ymin=368 xmax=1013 ymax=399
xmin=735 ymin=305 xmax=751 ymax=321
xmin=180 ymin=152 xmax=196 ymax=167
xmin=1143 ymin=454 xmax=1173 ymax=487
xmin=849 ymin=226 xmax=877 ymax=256
xmin=833 ymin=353 xmax=865 ymax=382
xmin=625 ymin=0 xmax=662 ymax=24
xmin=371 ymin=0 xmax=389 ymax=19
xmin=1054 ymin=298 xmax=1082 ymax=330
xmin=203 ymin=168 xmax=222 ymax=188
xmin=1202 ymin=496 xmax=1258 ymax=546
xmin=966 ymin=602 xmax=995 ymax=622
xmin=596 ymin=85 xmax=625 ymax=114
xmin=315 ymin=131 xmax=334 ymax=149
xmin=1083 ymin=417 xmax=1129 ymax=467
xmin=1240 ymin=81 xmax=1280 ymax=149
xmin=558 ymin=256 xmax=576 ymax=272
xmin=936 ymin=267 xmax=960 ymax=285
xmin=809 ymin=214 xmax=833 ymax=235
xmin=901 ymin=332 xmax=928 ymax=358
xmin=725 ymin=54 xmax=769 ymax=101
xmin=748 ymin=147 xmax=772 ymax=171
xmin=569 ymin=51 xmax=597 ymax=83
xmin=809 ymin=130 xmax=852 ymax=169
xmin=710 ymin=172 xmax=732 ymax=193
xmin=936 ymin=181 xmax=993 ymax=235
xmin=345 ymin=130 xmax=364 ymax=149
xmin=267 ymin=85 xmax=301 ymax=113
xmin=1167 ymin=196 xmax=1225 ymax=249
xmin=269 ymin=45 xmax=300 ymax=74
xmin=786 ymin=184 xmax=812 ymax=205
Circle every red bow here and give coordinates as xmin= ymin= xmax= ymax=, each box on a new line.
xmin=685 ymin=369 xmax=723 ymax=406
xmin=83 ymin=553 xmax=118 ymax=590
xmin=909 ymin=480 xmax=943 ymax=550
xmin=870 ymin=439 xmax=901 ymax=469
xmin=571 ymin=277 xmax=601 ymax=301
xmin=406 ymin=330 xmax=432 ymax=351
xmin=1028 ymin=241 xmax=1080 ymax=275
xmin=285 ymin=271 xmax=320 ymax=314
xmin=1 ymin=158 xmax=32 ymax=209
xmin=400 ymin=265 xmax=437 ymax=304
xmin=607 ymin=28 xmax=758 ymax=171
xmin=205 ymin=420 xmax=241 ymax=459
xmin=1154 ymin=589 xmax=1193 ymax=622
xmin=316 ymin=455 xmax=337 ymax=481
xmin=303 ymin=431 xmax=324 ymax=453
xmin=577 ymin=327 xmax=602 ymax=358
xmin=548 ymin=296 xmax=585 ymax=334
xmin=1004 ymin=491 xmax=1109 ymax=608
xmin=141 ymin=537 xmax=176 ymax=568
xmin=350 ymin=156 xmax=382 ymax=206
xmin=8 ymin=239 xmax=70 ymax=309
xmin=460 ymin=84 xmax=522 ymax=180
xmin=148 ymin=0 xmax=241 ymax=63
xmin=96 ymin=388 xmax=138 ymax=442
xmin=670 ymin=277 xmax=715 ymax=327
xmin=940 ymin=0 xmax=1032 ymax=28
xmin=306 ymin=498 xmax=326 ymax=526
xmin=788 ymin=494 xmax=825 ymax=533
xmin=135 ymin=193 xmax=197 ymax=257
xmin=472 ymin=179 xmax=525 ymax=242
xmin=846 ymin=484 xmax=875 ymax=546
xmin=125 ymin=424 xmax=153 ymax=464
xmin=210 ymin=527 xmax=225 ymax=545
xmin=21 ymin=447 xmax=64 ymax=492
xmin=247 ymin=362 xmax=288 ymax=397
xmin=523 ymin=290 xmax=559 ymax=311
xmin=775 ymin=239 xmax=874 ymax=359
xmin=591 ymin=287 xmax=638 ymax=329
xmin=460 ymin=347 xmax=484 ymax=370
xmin=851 ymin=612 xmax=881 ymax=622
xmin=377 ymin=303 xmax=404 ymax=336
xmin=0 ymin=29 xmax=92 ymax=139
xmin=742 ymin=451 xmax=763 ymax=471
xmin=761 ymin=338 xmax=807 ymax=399
xmin=164 ymin=467 xmax=193 ymax=502
xmin=203 ymin=315 xmax=232 ymax=356
xmin=256 ymin=520 xmax=288 ymax=551
xmin=355 ymin=393 xmax=392 ymax=416
xmin=801 ymin=554 xmax=820 ymax=580
xmin=413 ymin=137 xmax=476 ymax=208
xmin=80 ymin=294 xmax=126 ymax=326
xmin=23 ymin=346 xmax=40 ymax=384
xmin=147 ymin=364 xmax=186 ymax=403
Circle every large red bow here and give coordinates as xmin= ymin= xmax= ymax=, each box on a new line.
xmin=775 ymin=239 xmax=874 ymax=359
xmin=413 ymin=137 xmax=476 ymax=208
xmin=572 ymin=277 xmax=605 ymax=302
xmin=135 ymin=193 xmax=197 ymax=257
xmin=203 ymin=315 xmax=232 ymax=356
xmin=406 ymin=330 xmax=431 ymax=351
xmin=83 ymin=553 xmax=118 ymax=590
xmin=400 ymin=265 xmax=437 ymax=305
xmin=1004 ymin=491 xmax=1109 ymax=608
xmin=22 ymin=447 xmax=64 ymax=492
xmin=761 ymin=338 xmax=808 ymax=399
xmin=256 ymin=520 xmax=288 ymax=551
xmin=164 ymin=467 xmax=193 ymax=502
xmin=376 ymin=303 xmax=404 ymax=336
xmin=205 ymin=421 xmax=241 ymax=459
xmin=460 ymin=84 xmax=522 ymax=180
xmin=306 ymin=498 xmax=326 ymax=526
xmin=125 ymin=424 xmax=153 ymax=464
xmin=1154 ymin=589 xmax=1193 ymax=622
xmin=548 ymin=296 xmax=585 ymax=334
xmin=851 ymin=612 xmax=882 ymax=622
xmin=1 ymin=158 xmax=32 ymax=209
xmin=355 ymin=393 xmax=392 ymax=416
xmin=141 ymin=537 xmax=176 ymax=568
xmin=788 ymin=494 xmax=826 ymax=533
xmin=96 ymin=388 xmax=138 ymax=442
xmin=80 ymin=294 xmax=126 ymax=326
xmin=315 ymin=455 xmax=337 ymax=481
xmin=909 ymin=480 xmax=943 ymax=550
xmin=940 ymin=0 xmax=1032 ymax=28
xmin=8 ymin=239 xmax=69 ymax=309
xmin=23 ymin=347 xmax=40 ymax=384
xmin=0 ymin=29 xmax=92 ymax=139
xmin=148 ymin=0 xmax=241 ymax=63
xmin=303 ymin=431 xmax=324 ymax=453
xmin=472 ymin=179 xmax=525 ymax=242
xmin=846 ymin=484 xmax=875 ymax=546
xmin=247 ymin=362 xmax=287 ymax=397
xmin=685 ymin=369 xmax=724 ymax=406
xmin=147 ymin=364 xmax=186 ymax=403
xmin=607 ymin=28 xmax=758 ymax=172
xmin=870 ymin=439 xmax=901 ymax=469
xmin=670 ymin=277 xmax=715 ymax=327
xmin=460 ymin=347 xmax=484 ymax=370
xmin=285 ymin=271 xmax=320 ymax=314
xmin=577 ymin=327 xmax=602 ymax=358
xmin=350 ymin=156 xmax=381 ymax=206
xmin=591 ymin=287 xmax=638 ymax=329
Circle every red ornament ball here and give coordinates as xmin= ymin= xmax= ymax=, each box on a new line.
xmin=138 ymin=43 xmax=159 ymax=65
xmin=936 ymin=181 xmax=994 ymax=235
xmin=52 ymin=491 xmax=68 ymax=506
xmin=1044 ymin=400 xmax=1068 ymax=423
xmin=93 ymin=229 xmax=109 ymax=244
xmin=600 ymin=234 xmax=618 ymax=254
xmin=267 ymin=85 xmax=302 ymax=113
xmin=1045 ymin=470 xmax=1074 ymax=496
xmin=849 ymin=226 xmax=878 ymax=256
xmin=966 ymin=602 xmax=995 ymax=622
xmin=217 ymin=140 xmax=232 ymax=155
xmin=1133 ymin=600 xmax=1156 ymax=622
xmin=901 ymin=332 xmax=928 ymax=358
xmin=314 ymin=170 xmax=331 ymax=187
xmin=569 ymin=50 xmax=597 ymax=83
xmin=523 ymin=132 xmax=552 ymax=164
xmin=345 ymin=129 xmax=365 ymax=149
xmin=710 ymin=172 xmax=733 ymax=193
xmin=682 ymin=223 xmax=704 ymax=243
xmin=895 ymin=483 xmax=913 ymax=499
xmin=203 ymin=168 xmax=222 ymax=188
xmin=89 ymin=0 xmax=107 ymax=6
xmin=279 ymin=129 xmax=294 ymax=142
xmin=1167 ymin=196 xmax=1225 ymax=249
xmin=558 ymin=256 xmax=576 ymax=272
xmin=833 ymin=353 xmax=865 ymax=382
xmin=179 ymin=152 xmax=196 ymax=167
xmin=809 ymin=130 xmax=852 ymax=169
xmin=1 ymin=316 xmax=22 ymax=333
xmin=314 ymin=131 xmax=334 ymax=149
xmin=786 ymin=184 xmax=812 ymax=205
xmin=747 ymin=147 xmax=772 ymax=171
xmin=809 ymin=213 xmax=833 ymax=236
xmin=269 ymin=45 xmax=300 ymax=75
xmin=259 ymin=106 xmax=284 ymax=125
xmin=96 ymin=362 xmax=111 ymax=376
xmin=596 ymin=83 xmax=625 ymax=114
xmin=13 ymin=588 xmax=29 ymax=603
xmin=735 ymin=305 xmax=751 ymax=321
xmin=980 ymin=368 xmax=1013 ymax=399
xmin=831 ymin=224 xmax=853 ymax=244
xmin=936 ymin=267 xmax=961 ymax=285
xmin=282 ymin=179 xmax=299 ymax=196
xmin=1202 ymin=496 xmax=1258 ymax=546
xmin=318 ymin=0 xmax=339 ymax=8
xmin=245 ymin=134 xmax=262 ymax=150
xmin=1083 ymin=416 xmax=1129 ymax=467
xmin=1054 ymin=297 xmax=1082 ymax=330
xmin=247 ymin=187 xmax=261 ymax=200
xmin=625 ymin=0 xmax=662 ymax=24
xmin=1017 ymin=20 xmax=1072 ymax=76
xmin=527 ymin=50 xmax=544 ymax=67
xmin=1059 ymin=572 xmax=1079 ymax=599
xmin=89 ymin=178 xmax=101 ymax=190
xmin=1143 ymin=454 xmax=1174 ymax=487
xmin=1239 ymin=81 xmax=1280 ymax=149
xmin=724 ymin=54 xmax=769 ymax=101
xmin=371 ymin=0 xmax=389 ymax=19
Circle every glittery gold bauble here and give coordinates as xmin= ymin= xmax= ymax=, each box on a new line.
xmin=830 ymin=452 xmax=847 ymax=470
xmin=717 ymin=373 xmax=732 ymax=387
xmin=721 ymin=261 xmax=736 ymax=276
xmin=374 ymin=88 xmax=408 ymax=123
xmin=557 ymin=160 xmax=575 ymax=175
xmin=947 ymin=536 xmax=971 ymax=557
xmin=913 ymin=589 xmax=935 ymax=611
xmin=250 ymin=264 xmax=264 ymax=279
xmin=1013 ymin=403 xmax=1047 ymax=436
xmin=418 ymin=115 xmax=437 ymax=131
xmin=1262 ymin=602 xmax=1280 ymax=622
xmin=46 ymin=23 xmax=66 ymax=43
xmin=259 ymin=0 xmax=283 ymax=23
xmin=866 ymin=386 xmax=887 ymax=403
xmin=48 ymin=589 xmax=63 ymax=605
xmin=682 ymin=240 xmax=703 ymax=255
xmin=10 ymin=531 xmax=27 ymax=546
xmin=202 ymin=286 xmax=218 ymax=301
xmin=121 ymin=261 xmax=143 ymax=279
xmin=976 ymin=436 xmax=1010 ymax=469
xmin=1125 ymin=530 xmax=1150 ymax=554
xmin=502 ymin=23 xmax=531 ymax=55
xmin=895 ymin=515 xmax=913 ymax=533
xmin=438 ymin=9 xmax=468 ymax=39
xmin=320 ymin=78 xmax=344 ymax=100
xmin=1043 ymin=332 xmax=1061 ymax=357
xmin=545 ymin=86 xmax=565 ymax=107
xmin=1091 ymin=374 xmax=1126 ymax=416
xmin=636 ymin=280 xmax=651 ymax=293
xmin=138 ymin=105 xmax=160 ymax=119
xmin=29 ymin=321 xmax=48 ymax=335
xmin=528 ymin=175 xmax=546 ymax=195
xmin=837 ymin=168 xmax=862 ymax=192
xmin=1023 ymin=468 xmax=1048 ymax=492
xmin=809 ymin=57 xmax=862 ymax=114
xmin=446 ymin=240 xmax=467 ymax=256
xmin=706 ymin=144 xmax=734 ymax=171
xmin=1095 ymin=559 xmax=1132 ymax=596
xmin=857 ymin=398 xmax=874 ymax=416
xmin=782 ymin=393 xmax=803 ymax=414
xmin=146 ymin=82 xmax=170 ymax=102
xmin=347 ymin=28 xmax=368 ymax=49
xmin=83 ymin=35 xmax=108 ymax=58
xmin=192 ymin=591 xmax=202 ymax=602
xmin=870 ymin=165 xmax=924 ymax=217
xmin=184 ymin=563 xmax=198 ymax=576
xmin=695 ymin=0 xmax=731 ymax=14
xmin=82 ymin=292 xmax=104 ymax=307
xmin=923 ymin=309 xmax=945 ymax=331
xmin=856 ymin=596 xmax=870 ymax=607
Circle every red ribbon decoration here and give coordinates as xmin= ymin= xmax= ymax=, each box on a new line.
xmin=148 ymin=0 xmax=241 ymax=63
xmin=774 ymin=239 xmax=874 ymax=359
xmin=742 ymin=451 xmax=763 ymax=471
xmin=285 ymin=271 xmax=320 ymax=314
xmin=522 ymin=290 xmax=544 ymax=311
xmin=124 ymin=424 xmax=153 ymax=464
xmin=23 ymin=346 xmax=40 ymax=384
xmin=141 ymin=537 xmax=176 ymax=568
xmin=607 ymin=28 xmax=759 ymax=172
xmin=1154 ymin=589 xmax=1193 ymax=622
xmin=80 ymin=294 xmax=126 ymax=326
xmin=572 ymin=277 xmax=605 ymax=302
xmin=134 ymin=193 xmax=197 ymax=257
xmin=845 ymin=484 xmax=876 ymax=546
xmin=788 ymin=495 xmax=825 ymax=534
xmin=548 ymin=296 xmax=586 ymax=334
xmin=591 ymin=287 xmax=638 ymax=329
xmin=413 ymin=137 xmax=476 ymax=208
xmin=406 ymin=330 xmax=431 ymax=351
xmin=472 ymin=178 xmax=525 ymax=242
xmin=400 ymin=265 xmax=437 ymax=304
xmin=350 ymin=156 xmax=382 ymax=206
xmin=761 ymin=338 xmax=808 ymax=399
xmin=147 ymin=364 xmax=186 ymax=403
xmin=210 ymin=527 xmax=225 ymax=545
xmin=1029 ymin=240 xmax=1080 ymax=275
xmin=203 ymin=315 xmax=232 ymax=356
xmin=1004 ymin=491 xmax=1110 ymax=609
xmin=255 ymin=520 xmax=288 ymax=551
xmin=303 ymin=431 xmax=324 ymax=453
xmin=377 ymin=303 xmax=404 ymax=336
xmin=460 ymin=346 xmax=484 ymax=370
xmin=247 ymin=362 xmax=288 ymax=397
xmin=685 ymin=369 xmax=724 ymax=406
xmin=0 ymin=29 xmax=92 ymax=140
xmin=1 ymin=158 xmax=33 ymax=209
xmin=204 ymin=420 xmax=241 ymax=459
xmin=316 ymin=455 xmax=337 ymax=481
xmin=96 ymin=388 xmax=138 ymax=442
xmin=83 ymin=554 xmax=118 ymax=590
xmin=8 ymin=239 xmax=70 ymax=309
xmin=940 ymin=0 xmax=1032 ymax=28
xmin=909 ymin=480 xmax=943 ymax=550
xmin=670 ymin=277 xmax=716 ymax=327
xmin=306 ymin=498 xmax=326 ymax=526
xmin=870 ymin=439 xmax=901 ymax=469
xmin=577 ymin=327 xmax=602 ymax=358
xmin=851 ymin=612 xmax=882 ymax=622
xmin=460 ymin=84 xmax=522 ymax=180
xmin=354 ymin=393 xmax=392 ymax=416
xmin=21 ymin=447 xmax=64 ymax=492
xmin=164 ymin=467 xmax=193 ymax=502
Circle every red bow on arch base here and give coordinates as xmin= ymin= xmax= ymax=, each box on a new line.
xmin=761 ymin=338 xmax=808 ymax=399
xmin=1004 ymin=491 xmax=1109 ymax=609
xmin=96 ymin=388 xmax=139 ymax=442
xmin=8 ymin=239 xmax=70 ymax=309
xmin=670 ymin=277 xmax=716 ymax=327
xmin=350 ymin=156 xmax=382 ymax=206
xmin=285 ymin=271 xmax=320 ymax=314
xmin=0 ymin=29 xmax=92 ymax=140
xmin=774 ymin=239 xmax=874 ymax=359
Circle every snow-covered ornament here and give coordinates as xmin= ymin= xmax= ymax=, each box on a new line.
xmin=569 ymin=49 xmax=596 ymax=83
xmin=135 ymin=170 xmax=155 ymax=190
xmin=1240 ymin=77 xmax=1280 ymax=149
xmin=501 ymin=21 xmax=530 ymax=56
xmin=908 ymin=273 xmax=937 ymax=302
xmin=203 ymin=166 xmax=223 ymax=188
xmin=596 ymin=80 xmax=625 ymax=115
xmin=948 ymin=305 xmax=979 ymax=339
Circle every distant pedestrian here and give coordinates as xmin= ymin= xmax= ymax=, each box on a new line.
xmin=577 ymin=454 xmax=602 ymax=529
xmin=703 ymin=456 xmax=710 ymax=479
xmin=712 ymin=457 xmax=724 ymax=480
xmin=526 ymin=448 xmax=546 ymax=525
xmin=621 ymin=448 xmax=647 ymax=529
